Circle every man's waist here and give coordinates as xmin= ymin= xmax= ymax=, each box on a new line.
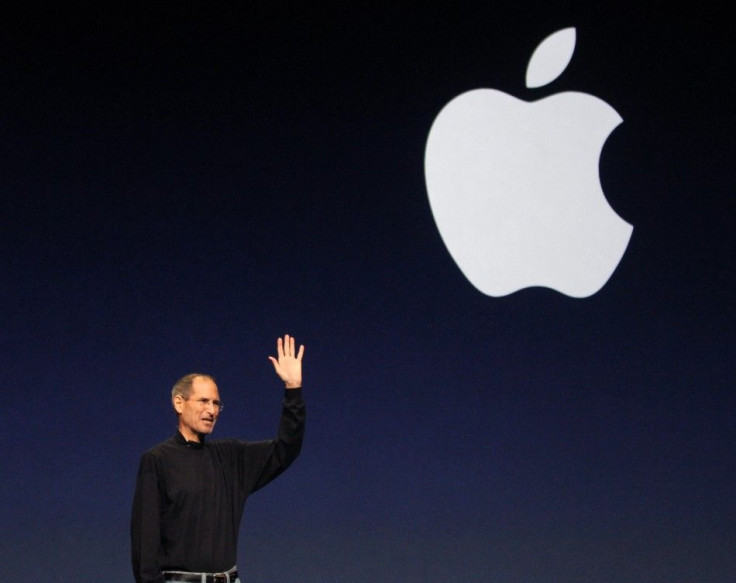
xmin=162 ymin=566 xmax=238 ymax=583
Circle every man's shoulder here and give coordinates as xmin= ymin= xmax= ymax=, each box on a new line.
xmin=206 ymin=438 xmax=249 ymax=452
xmin=140 ymin=435 xmax=180 ymax=458
xmin=206 ymin=438 xmax=275 ymax=461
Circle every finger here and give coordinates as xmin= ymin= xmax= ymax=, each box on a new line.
xmin=288 ymin=335 xmax=295 ymax=357
xmin=277 ymin=336 xmax=284 ymax=359
xmin=296 ymin=344 xmax=305 ymax=360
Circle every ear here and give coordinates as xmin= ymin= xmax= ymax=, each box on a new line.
xmin=173 ymin=395 xmax=184 ymax=415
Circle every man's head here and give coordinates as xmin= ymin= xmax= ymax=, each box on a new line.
xmin=172 ymin=373 xmax=222 ymax=442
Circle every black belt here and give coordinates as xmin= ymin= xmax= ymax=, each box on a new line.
xmin=163 ymin=570 xmax=238 ymax=583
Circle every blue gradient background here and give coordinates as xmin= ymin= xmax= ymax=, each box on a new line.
xmin=2 ymin=2 xmax=733 ymax=582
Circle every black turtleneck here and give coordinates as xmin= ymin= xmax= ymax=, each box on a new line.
xmin=131 ymin=388 xmax=305 ymax=583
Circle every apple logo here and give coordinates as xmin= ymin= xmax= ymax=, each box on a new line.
xmin=424 ymin=27 xmax=633 ymax=298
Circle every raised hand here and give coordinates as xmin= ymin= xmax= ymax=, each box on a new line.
xmin=268 ymin=334 xmax=305 ymax=389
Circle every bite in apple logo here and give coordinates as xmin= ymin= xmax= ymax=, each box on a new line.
xmin=424 ymin=27 xmax=633 ymax=298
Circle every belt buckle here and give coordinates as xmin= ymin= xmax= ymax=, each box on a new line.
xmin=211 ymin=574 xmax=227 ymax=583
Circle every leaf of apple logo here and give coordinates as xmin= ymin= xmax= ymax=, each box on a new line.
xmin=424 ymin=27 xmax=633 ymax=298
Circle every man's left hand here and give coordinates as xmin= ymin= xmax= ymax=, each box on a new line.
xmin=268 ymin=334 xmax=304 ymax=389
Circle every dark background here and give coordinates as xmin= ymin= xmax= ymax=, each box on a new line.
xmin=1 ymin=2 xmax=733 ymax=582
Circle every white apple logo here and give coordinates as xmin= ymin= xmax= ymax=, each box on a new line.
xmin=424 ymin=27 xmax=633 ymax=298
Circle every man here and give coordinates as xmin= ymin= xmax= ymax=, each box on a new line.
xmin=131 ymin=334 xmax=306 ymax=583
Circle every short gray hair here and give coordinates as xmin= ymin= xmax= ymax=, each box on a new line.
xmin=171 ymin=373 xmax=215 ymax=401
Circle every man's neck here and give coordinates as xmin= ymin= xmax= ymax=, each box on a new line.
xmin=178 ymin=427 xmax=203 ymax=443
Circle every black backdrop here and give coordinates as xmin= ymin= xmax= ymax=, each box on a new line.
xmin=1 ymin=2 xmax=734 ymax=582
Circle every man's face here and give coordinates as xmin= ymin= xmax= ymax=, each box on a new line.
xmin=174 ymin=376 xmax=222 ymax=442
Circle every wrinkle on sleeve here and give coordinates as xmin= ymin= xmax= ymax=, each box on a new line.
xmin=249 ymin=388 xmax=306 ymax=493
